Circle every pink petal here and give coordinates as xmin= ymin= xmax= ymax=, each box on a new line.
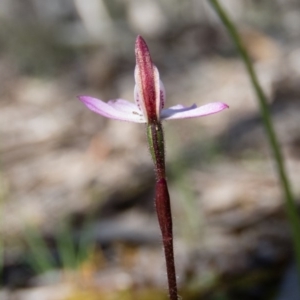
xmin=78 ymin=96 xmax=146 ymax=123
xmin=161 ymin=102 xmax=229 ymax=120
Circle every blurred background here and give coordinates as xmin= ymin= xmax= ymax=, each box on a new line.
xmin=1 ymin=0 xmax=300 ymax=299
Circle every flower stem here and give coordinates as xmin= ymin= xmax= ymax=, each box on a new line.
xmin=209 ymin=0 xmax=300 ymax=282
xmin=156 ymin=178 xmax=178 ymax=300
xmin=147 ymin=122 xmax=178 ymax=300
xmin=147 ymin=123 xmax=166 ymax=180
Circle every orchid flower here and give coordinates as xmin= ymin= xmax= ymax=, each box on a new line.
xmin=78 ymin=36 xmax=228 ymax=300
xmin=78 ymin=36 xmax=228 ymax=124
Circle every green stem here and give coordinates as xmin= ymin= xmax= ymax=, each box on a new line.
xmin=208 ymin=0 xmax=300 ymax=281
xmin=147 ymin=122 xmax=166 ymax=180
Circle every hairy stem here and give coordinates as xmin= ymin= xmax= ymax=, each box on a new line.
xmin=147 ymin=123 xmax=166 ymax=180
xmin=209 ymin=0 xmax=300 ymax=281
xmin=147 ymin=122 xmax=178 ymax=300
xmin=156 ymin=178 xmax=178 ymax=300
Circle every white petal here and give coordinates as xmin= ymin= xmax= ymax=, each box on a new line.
xmin=79 ymin=96 xmax=146 ymax=123
xmin=153 ymin=65 xmax=162 ymax=118
xmin=134 ymin=66 xmax=148 ymax=121
xmin=161 ymin=102 xmax=229 ymax=120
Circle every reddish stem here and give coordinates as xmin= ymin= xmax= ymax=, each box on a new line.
xmin=155 ymin=178 xmax=178 ymax=300
xmin=147 ymin=122 xmax=178 ymax=299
